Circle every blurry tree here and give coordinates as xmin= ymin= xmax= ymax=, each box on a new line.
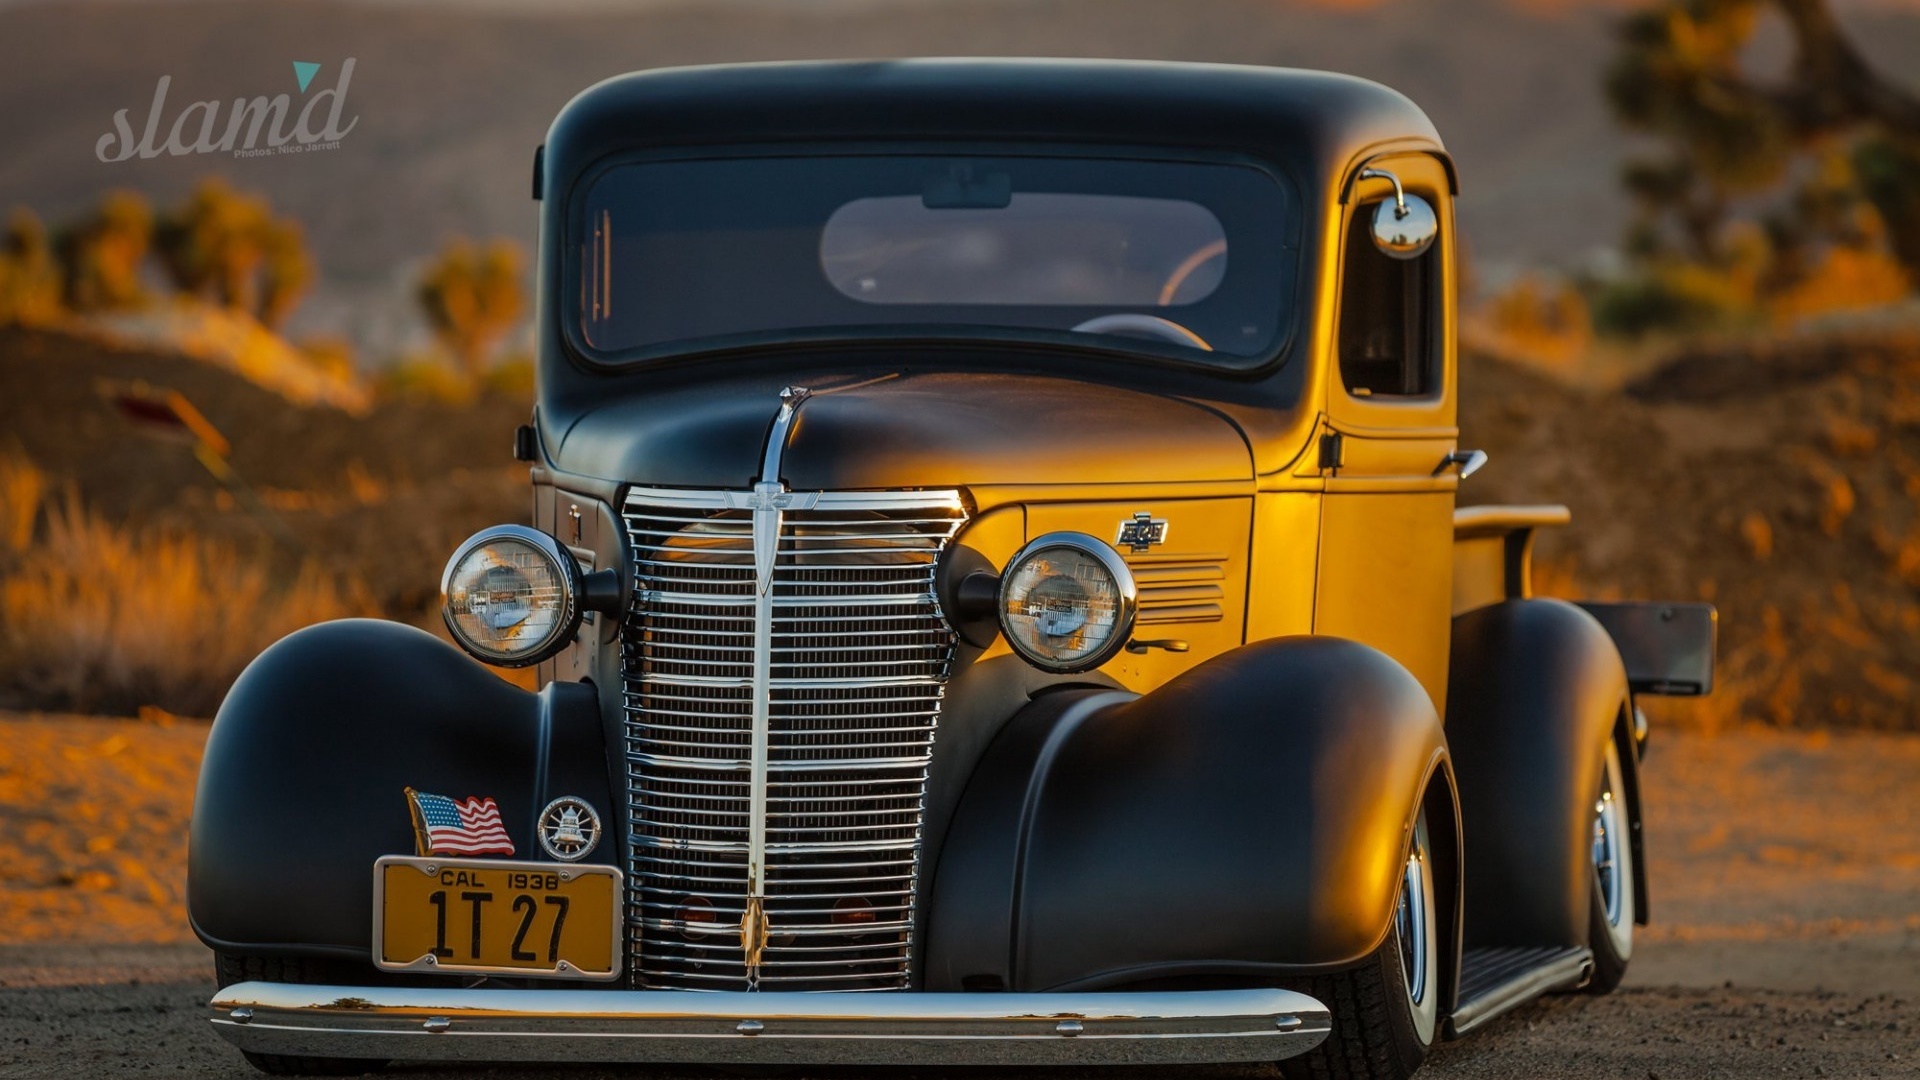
xmin=57 ymin=190 xmax=152 ymax=312
xmin=416 ymin=238 xmax=525 ymax=382
xmin=1604 ymin=0 xmax=1920 ymax=327
xmin=259 ymin=219 xmax=315 ymax=330
xmin=155 ymin=178 xmax=315 ymax=329
xmin=0 ymin=209 xmax=64 ymax=327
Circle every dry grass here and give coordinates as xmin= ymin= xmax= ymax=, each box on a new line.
xmin=0 ymin=453 xmax=376 ymax=716
xmin=0 ymin=448 xmax=46 ymax=553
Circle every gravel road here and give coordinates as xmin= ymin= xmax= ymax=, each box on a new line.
xmin=2 ymin=724 xmax=1917 ymax=1079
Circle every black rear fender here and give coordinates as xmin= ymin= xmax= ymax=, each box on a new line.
xmin=1446 ymin=599 xmax=1632 ymax=949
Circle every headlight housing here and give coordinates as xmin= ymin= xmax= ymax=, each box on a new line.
xmin=441 ymin=525 xmax=582 ymax=667
xmin=997 ymin=532 xmax=1137 ymax=673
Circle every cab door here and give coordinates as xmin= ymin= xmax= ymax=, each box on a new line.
xmin=1312 ymin=153 xmax=1461 ymax=714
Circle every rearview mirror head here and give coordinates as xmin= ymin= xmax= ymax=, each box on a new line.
xmin=1370 ymin=192 xmax=1437 ymax=260
xmin=1358 ymin=166 xmax=1438 ymax=261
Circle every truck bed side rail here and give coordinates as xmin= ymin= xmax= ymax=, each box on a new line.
xmin=1451 ymin=504 xmax=1570 ymax=615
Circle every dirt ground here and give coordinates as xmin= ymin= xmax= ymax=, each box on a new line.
xmin=1461 ymin=332 xmax=1920 ymax=734
xmin=0 ymin=712 xmax=1916 ymax=1078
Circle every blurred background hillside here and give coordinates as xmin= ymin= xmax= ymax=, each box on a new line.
xmin=4 ymin=0 xmax=1920 ymax=730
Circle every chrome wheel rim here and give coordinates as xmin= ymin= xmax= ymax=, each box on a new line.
xmin=1397 ymin=852 xmax=1427 ymax=1007
xmin=1592 ymin=740 xmax=1635 ymax=957
xmin=1396 ymin=813 xmax=1439 ymax=1044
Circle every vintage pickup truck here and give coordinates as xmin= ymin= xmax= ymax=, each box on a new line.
xmin=190 ymin=59 xmax=1715 ymax=1078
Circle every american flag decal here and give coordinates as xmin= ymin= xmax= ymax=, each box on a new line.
xmin=405 ymin=787 xmax=515 ymax=857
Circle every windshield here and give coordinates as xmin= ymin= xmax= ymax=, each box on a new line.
xmin=573 ymin=152 xmax=1296 ymax=365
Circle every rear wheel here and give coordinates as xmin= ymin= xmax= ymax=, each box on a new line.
xmin=1585 ymin=736 xmax=1636 ymax=993
xmin=215 ymin=954 xmax=388 ymax=1076
xmin=1280 ymin=808 xmax=1438 ymax=1080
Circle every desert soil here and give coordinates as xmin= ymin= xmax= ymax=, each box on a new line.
xmin=0 ymin=713 xmax=1916 ymax=1078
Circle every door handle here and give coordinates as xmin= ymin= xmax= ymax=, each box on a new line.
xmin=1125 ymin=638 xmax=1191 ymax=655
xmin=1434 ymin=449 xmax=1487 ymax=479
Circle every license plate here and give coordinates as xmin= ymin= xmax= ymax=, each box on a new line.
xmin=373 ymin=856 xmax=622 ymax=979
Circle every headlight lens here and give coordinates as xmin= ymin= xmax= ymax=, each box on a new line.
xmin=998 ymin=532 xmax=1137 ymax=673
xmin=441 ymin=525 xmax=582 ymax=667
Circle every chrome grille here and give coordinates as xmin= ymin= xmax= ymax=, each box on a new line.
xmin=621 ymin=487 xmax=966 ymax=991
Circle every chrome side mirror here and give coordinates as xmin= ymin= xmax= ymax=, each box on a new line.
xmin=1359 ymin=167 xmax=1437 ymax=261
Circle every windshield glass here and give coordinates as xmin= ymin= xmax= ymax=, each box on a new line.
xmin=574 ymin=152 xmax=1295 ymax=365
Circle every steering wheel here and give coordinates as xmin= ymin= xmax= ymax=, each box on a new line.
xmin=1070 ymin=314 xmax=1213 ymax=352
xmin=1158 ymin=239 xmax=1228 ymax=305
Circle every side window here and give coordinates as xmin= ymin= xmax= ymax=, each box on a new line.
xmin=1337 ymin=203 xmax=1435 ymax=397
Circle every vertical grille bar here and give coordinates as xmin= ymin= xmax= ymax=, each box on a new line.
xmin=622 ymin=487 xmax=966 ymax=991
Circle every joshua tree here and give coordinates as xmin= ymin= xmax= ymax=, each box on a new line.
xmin=154 ymin=178 xmax=315 ymax=329
xmin=1607 ymin=0 xmax=1920 ymax=284
xmin=416 ymin=238 xmax=525 ymax=381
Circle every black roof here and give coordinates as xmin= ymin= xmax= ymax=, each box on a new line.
xmin=541 ymin=59 xmax=1446 ymax=199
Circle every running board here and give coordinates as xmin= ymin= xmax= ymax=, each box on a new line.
xmin=1445 ymin=945 xmax=1593 ymax=1038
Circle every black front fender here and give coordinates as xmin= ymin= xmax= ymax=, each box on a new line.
xmin=187 ymin=619 xmax=613 ymax=960
xmin=922 ymin=636 xmax=1456 ymax=995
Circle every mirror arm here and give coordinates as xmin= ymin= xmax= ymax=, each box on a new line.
xmin=1359 ymin=167 xmax=1410 ymax=218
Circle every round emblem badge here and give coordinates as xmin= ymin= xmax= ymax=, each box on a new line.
xmin=536 ymin=796 xmax=601 ymax=862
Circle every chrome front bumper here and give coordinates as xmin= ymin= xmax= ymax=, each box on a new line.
xmin=210 ymin=983 xmax=1331 ymax=1065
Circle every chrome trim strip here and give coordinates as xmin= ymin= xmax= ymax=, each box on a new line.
xmin=746 ymin=486 xmax=778 ymax=982
xmin=626 ymin=487 xmax=965 ymax=513
xmin=743 ymin=388 xmax=805 ymax=983
xmin=210 ymin=984 xmax=1330 ymax=1066
xmin=636 ymin=592 xmax=947 ymax=609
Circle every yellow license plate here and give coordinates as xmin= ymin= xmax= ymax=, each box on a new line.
xmin=373 ymin=856 xmax=622 ymax=979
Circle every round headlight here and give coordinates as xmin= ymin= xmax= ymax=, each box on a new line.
xmin=441 ymin=525 xmax=582 ymax=667
xmin=997 ymin=532 xmax=1138 ymax=673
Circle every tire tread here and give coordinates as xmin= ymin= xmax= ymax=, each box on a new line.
xmin=1280 ymin=956 xmax=1413 ymax=1080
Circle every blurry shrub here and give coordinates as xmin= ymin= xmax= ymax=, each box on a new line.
xmin=1477 ymin=275 xmax=1593 ymax=376
xmin=375 ymin=350 xmax=534 ymax=406
xmin=58 ymin=190 xmax=152 ymax=312
xmin=299 ymin=335 xmax=359 ymax=385
xmin=1766 ymin=245 xmax=1910 ymax=324
xmin=1591 ymin=274 xmax=1726 ymax=338
xmin=375 ymin=353 xmax=478 ymax=405
xmin=417 ymin=239 xmax=525 ymax=382
xmin=0 ymin=490 xmax=376 ymax=717
xmin=1852 ymin=137 xmax=1920 ymax=274
xmin=481 ymin=354 xmax=536 ymax=398
xmin=0 ymin=209 xmax=65 ymax=327
xmin=1592 ymin=225 xmax=1769 ymax=338
xmin=154 ymin=178 xmax=314 ymax=330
